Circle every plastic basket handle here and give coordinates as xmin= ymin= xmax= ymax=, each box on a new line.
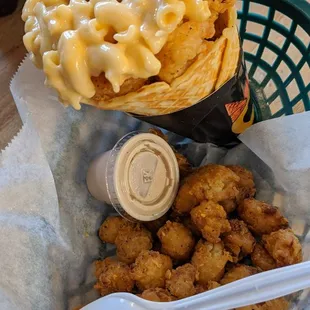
xmin=83 ymin=261 xmax=310 ymax=310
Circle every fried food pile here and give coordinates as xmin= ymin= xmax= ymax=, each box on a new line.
xmin=94 ymin=163 xmax=302 ymax=309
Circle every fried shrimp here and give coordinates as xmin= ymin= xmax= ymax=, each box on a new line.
xmin=157 ymin=20 xmax=216 ymax=84
xmin=262 ymin=229 xmax=302 ymax=267
xmin=174 ymin=164 xmax=240 ymax=215
xmin=223 ymin=219 xmax=256 ymax=261
xmin=190 ymin=201 xmax=231 ymax=243
xmin=238 ymin=199 xmax=289 ymax=235
xmin=165 ymin=263 xmax=197 ymax=299
xmin=94 ymin=258 xmax=134 ymax=296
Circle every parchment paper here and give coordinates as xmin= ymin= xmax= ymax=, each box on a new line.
xmin=0 ymin=57 xmax=309 ymax=310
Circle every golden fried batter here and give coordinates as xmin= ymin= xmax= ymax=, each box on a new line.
xmin=139 ymin=288 xmax=176 ymax=302
xmin=157 ymin=20 xmax=216 ymax=84
xmin=157 ymin=221 xmax=196 ymax=261
xmin=191 ymin=201 xmax=231 ymax=243
xmin=174 ymin=164 xmax=240 ymax=215
xmin=131 ymin=250 xmax=172 ymax=291
xmin=99 ymin=216 xmax=132 ymax=244
xmin=220 ymin=166 xmax=256 ymax=213
xmin=166 ymin=263 xmax=197 ymax=299
xmin=148 ymin=128 xmax=169 ymax=142
xmin=220 ymin=264 xmax=259 ymax=285
xmin=175 ymin=152 xmax=193 ymax=178
xmin=251 ymin=243 xmax=277 ymax=271
xmin=94 ymin=258 xmax=134 ymax=296
xmin=238 ymin=199 xmax=289 ymax=235
xmin=223 ymin=219 xmax=256 ymax=262
xmin=191 ymin=240 xmax=232 ymax=284
xmin=195 ymin=281 xmax=221 ymax=294
xmin=208 ymin=0 xmax=237 ymax=14
xmin=144 ymin=214 xmax=168 ymax=235
xmin=262 ymin=229 xmax=302 ymax=267
xmin=237 ymin=297 xmax=289 ymax=310
xmin=115 ymin=223 xmax=152 ymax=264
xmin=182 ymin=216 xmax=202 ymax=237
xmin=91 ymin=74 xmax=148 ymax=102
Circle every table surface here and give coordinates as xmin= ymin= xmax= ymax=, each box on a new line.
xmin=0 ymin=6 xmax=25 ymax=150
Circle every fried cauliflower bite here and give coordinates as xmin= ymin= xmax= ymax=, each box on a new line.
xmin=174 ymin=164 xmax=240 ymax=215
xmin=157 ymin=20 xmax=216 ymax=84
xmin=220 ymin=264 xmax=260 ymax=285
xmin=165 ymin=263 xmax=197 ymax=299
xmin=251 ymin=243 xmax=277 ymax=271
xmin=223 ymin=220 xmax=256 ymax=262
xmin=99 ymin=216 xmax=132 ymax=244
xmin=157 ymin=221 xmax=196 ymax=261
xmin=208 ymin=0 xmax=237 ymax=14
xmin=191 ymin=240 xmax=232 ymax=284
xmin=220 ymin=166 xmax=256 ymax=213
xmin=262 ymin=229 xmax=302 ymax=267
xmin=93 ymin=258 xmax=134 ymax=296
xmin=139 ymin=288 xmax=176 ymax=302
xmin=238 ymin=199 xmax=289 ymax=235
xmin=190 ymin=201 xmax=231 ymax=243
xmin=131 ymin=250 xmax=173 ymax=291
xmin=195 ymin=281 xmax=221 ymax=294
xmin=115 ymin=223 xmax=152 ymax=264
xmin=182 ymin=216 xmax=202 ymax=237
xmin=175 ymin=152 xmax=193 ymax=179
xmin=237 ymin=297 xmax=289 ymax=310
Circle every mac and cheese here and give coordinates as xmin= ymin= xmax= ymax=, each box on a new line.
xmin=22 ymin=0 xmax=211 ymax=109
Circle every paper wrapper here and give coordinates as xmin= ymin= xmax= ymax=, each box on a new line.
xmin=0 ymin=57 xmax=310 ymax=309
xmin=134 ymin=50 xmax=254 ymax=146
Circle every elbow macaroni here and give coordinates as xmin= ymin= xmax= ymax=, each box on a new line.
xmin=22 ymin=0 xmax=211 ymax=109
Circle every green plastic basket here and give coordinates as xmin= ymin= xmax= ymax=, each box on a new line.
xmin=237 ymin=0 xmax=310 ymax=121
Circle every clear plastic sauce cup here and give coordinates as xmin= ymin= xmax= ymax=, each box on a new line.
xmin=86 ymin=132 xmax=180 ymax=222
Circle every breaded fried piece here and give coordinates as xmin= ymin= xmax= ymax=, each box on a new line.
xmin=94 ymin=258 xmax=134 ymax=296
xmin=157 ymin=221 xmax=196 ymax=261
xmin=91 ymin=74 xmax=148 ymax=102
xmin=115 ymin=223 xmax=152 ymax=264
xmin=237 ymin=297 xmax=289 ymax=310
xmin=220 ymin=166 xmax=256 ymax=213
xmin=131 ymin=250 xmax=172 ymax=290
xmin=166 ymin=263 xmax=197 ymax=299
xmin=139 ymin=288 xmax=176 ymax=302
xmin=191 ymin=240 xmax=232 ymax=284
xmin=220 ymin=264 xmax=259 ymax=285
xmin=238 ymin=199 xmax=289 ymax=235
xmin=174 ymin=164 xmax=240 ymax=215
xmin=191 ymin=201 xmax=231 ymax=243
xmin=182 ymin=216 xmax=202 ymax=237
xmin=195 ymin=281 xmax=221 ymax=294
xmin=99 ymin=216 xmax=132 ymax=244
xmin=223 ymin=219 xmax=256 ymax=262
xmin=157 ymin=20 xmax=216 ymax=84
xmin=251 ymin=243 xmax=277 ymax=271
xmin=175 ymin=152 xmax=193 ymax=178
xmin=148 ymin=128 xmax=192 ymax=178
xmin=208 ymin=0 xmax=237 ymax=14
xmin=144 ymin=214 xmax=168 ymax=235
xmin=262 ymin=229 xmax=302 ymax=267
